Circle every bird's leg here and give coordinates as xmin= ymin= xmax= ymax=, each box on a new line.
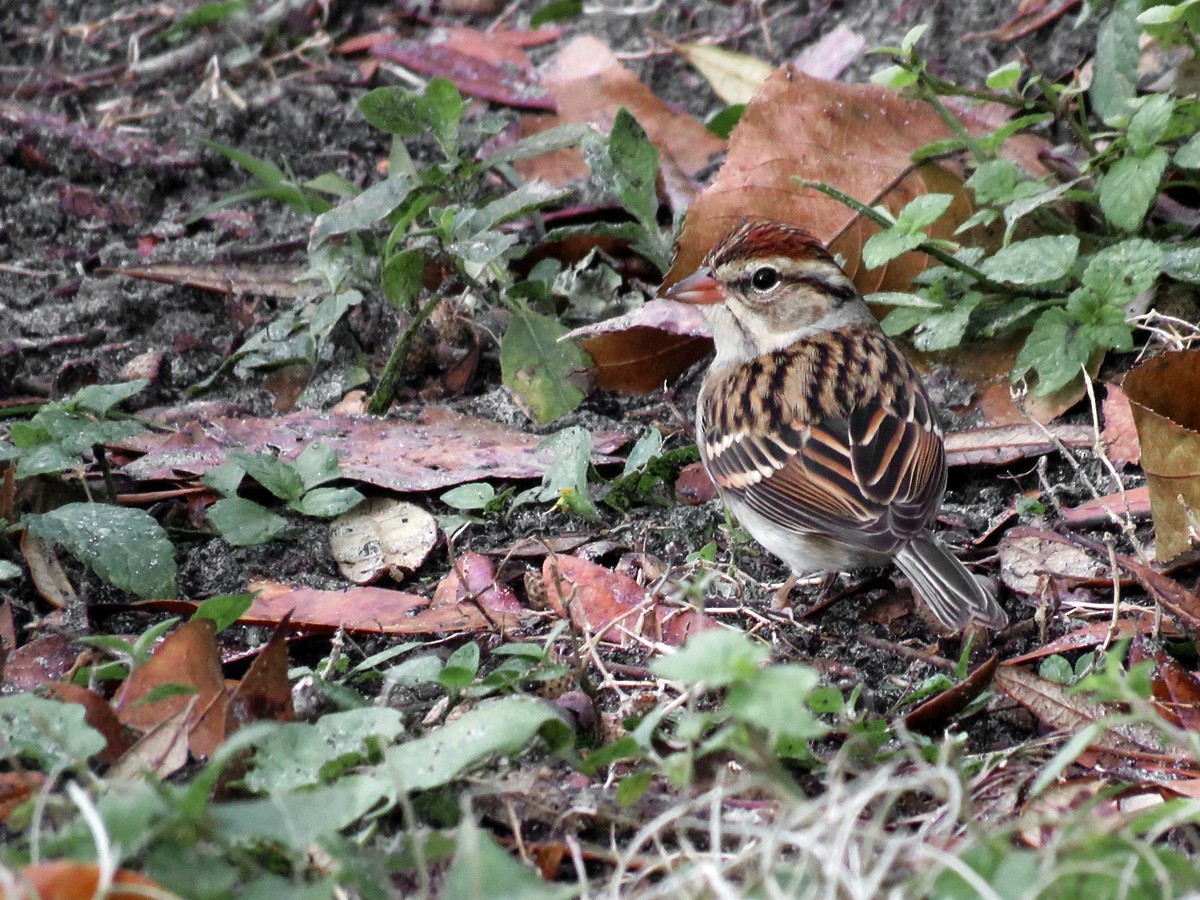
xmin=770 ymin=572 xmax=801 ymax=609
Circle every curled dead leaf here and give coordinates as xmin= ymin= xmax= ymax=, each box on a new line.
xmin=1124 ymin=349 xmax=1200 ymax=562
xmin=330 ymin=497 xmax=439 ymax=584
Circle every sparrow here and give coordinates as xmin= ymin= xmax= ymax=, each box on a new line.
xmin=663 ymin=220 xmax=1007 ymax=632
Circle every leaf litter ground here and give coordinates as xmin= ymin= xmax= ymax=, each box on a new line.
xmin=3 ymin=0 xmax=1199 ymax=897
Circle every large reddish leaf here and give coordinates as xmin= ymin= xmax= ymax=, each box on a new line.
xmin=542 ymin=554 xmax=714 ymax=647
xmin=1124 ymin=349 xmax=1200 ymax=562
xmin=118 ymin=407 xmax=627 ymax=492
xmin=14 ymin=862 xmax=173 ymax=900
xmin=242 ymin=579 xmax=524 ymax=635
xmin=513 ymin=36 xmax=724 ymax=187
xmin=113 ymin=619 xmax=229 ymax=759
xmin=372 ymin=39 xmax=554 ymax=110
xmin=664 ymin=67 xmax=979 ymax=292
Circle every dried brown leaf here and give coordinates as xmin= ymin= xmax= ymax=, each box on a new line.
xmin=244 ymin=579 xmax=522 ymax=634
xmin=1124 ymin=349 xmax=1200 ymax=562
xmin=905 ymin=654 xmax=999 ymax=734
xmin=514 ymin=36 xmax=723 ymax=186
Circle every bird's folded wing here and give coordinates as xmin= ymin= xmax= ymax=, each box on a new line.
xmin=703 ymin=397 xmax=945 ymax=556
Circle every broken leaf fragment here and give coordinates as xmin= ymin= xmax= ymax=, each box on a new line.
xmin=330 ymin=497 xmax=439 ymax=584
xmin=1124 ymin=349 xmax=1200 ymax=562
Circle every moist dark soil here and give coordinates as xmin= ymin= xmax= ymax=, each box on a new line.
xmin=2 ymin=0 xmax=1118 ymax=810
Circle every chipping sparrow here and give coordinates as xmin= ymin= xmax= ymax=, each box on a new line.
xmin=663 ymin=220 xmax=1008 ymax=632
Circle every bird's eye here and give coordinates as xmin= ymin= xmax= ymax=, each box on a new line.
xmin=749 ymin=266 xmax=780 ymax=292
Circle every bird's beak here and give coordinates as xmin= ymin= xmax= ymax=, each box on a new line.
xmin=662 ymin=267 xmax=722 ymax=305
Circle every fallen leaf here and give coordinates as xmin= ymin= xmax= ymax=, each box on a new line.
xmin=98 ymin=261 xmax=312 ymax=300
xmin=330 ymin=497 xmax=439 ymax=584
xmin=432 ymin=551 xmax=524 ymax=616
xmin=1018 ymin=777 xmax=1157 ymax=849
xmin=1101 ymin=382 xmax=1140 ymax=469
xmin=107 ymin=705 xmax=192 ymax=780
xmin=0 ymin=634 xmax=80 ymax=692
xmin=243 ymin=579 xmax=523 ymax=634
xmin=995 ymin=665 xmax=1154 ymax=749
xmin=0 ymin=771 xmax=44 ymax=825
xmin=564 ymin=299 xmax=712 ymax=394
xmin=117 ymin=407 xmax=627 ymax=493
xmin=372 ymin=39 xmax=554 ymax=110
xmin=114 ymin=619 xmax=229 ymax=759
xmin=997 ymin=527 xmax=1103 ymax=596
xmin=0 ymin=99 xmax=200 ymax=168
xmin=674 ymin=462 xmax=718 ymax=506
xmin=664 ymin=66 xmax=979 ymax=292
xmin=225 ymin=621 xmax=294 ymax=733
xmin=1004 ymin=614 xmax=1177 ymax=666
xmin=1061 ymin=485 xmax=1151 ymax=527
xmin=665 ymin=38 xmax=776 ymax=104
xmin=792 ymin=24 xmax=866 ymax=80
xmin=514 ymin=36 xmax=723 ymax=187
xmin=541 ymin=554 xmax=714 ymax=647
xmin=1117 ymin=553 xmax=1200 ymax=633
xmin=19 ymin=531 xmax=77 ymax=609
xmin=942 ymin=423 xmax=1093 ymax=467
xmin=965 ymin=0 xmax=1083 ymax=42
xmin=15 ymin=862 xmax=175 ymax=900
xmin=1123 ymin=349 xmax=1200 ymax=562
xmin=1130 ymin=637 xmax=1200 ymax=731
xmin=905 ymin=655 xmax=999 ymax=734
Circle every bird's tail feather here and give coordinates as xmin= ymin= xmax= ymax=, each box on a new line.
xmin=893 ymin=532 xmax=1008 ymax=632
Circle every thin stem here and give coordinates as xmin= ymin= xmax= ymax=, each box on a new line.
xmin=801 ymin=180 xmax=1040 ymax=296
xmin=367 ymin=290 xmax=444 ymax=415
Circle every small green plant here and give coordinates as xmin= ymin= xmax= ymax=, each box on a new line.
xmin=583 ymin=628 xmax=841 ymax=800
xmin=829 ymin=5 xmax=1200 ymax=396
xmin=202 ymin=442 xmax=363 ymax=546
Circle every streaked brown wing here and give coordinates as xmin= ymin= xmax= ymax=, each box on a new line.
xmin=703 ymin=381 xmax=946 ymax=557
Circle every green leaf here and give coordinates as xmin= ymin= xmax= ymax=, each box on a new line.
xmin=910 ymin=291 xmax=983 ymax=352
xmin=381 ymin=248 xmax=426 ymax=311
xmin=474 ymin=181 xmax=569 ymax=231
xmin=705 ymin=104 xmax=745 ymax=138
xmin=1098 ymin=148 xmax=1168 ymax=230
xmin=483 ymin=123 xmax=592 ymax=166
xmin=1175 ymin=131 xmax=1200 ymax=168
xmin=444 ymin=816 xmax=571 ymax=900
xmin=441 ymin=483 xmax=496 ymax=511
xmin=70 ymin=379 xmax=149 ymax=416
xmin=1162 ymin=243 xmax=1200 ymax=283
xmin=895 ymin=193 xmax=954 ymax=231
xmin=871 ymin=64 xmax=918 ymax=89
xmin=211 ymin=776 xmax=388 ymax=850
xmin=381 ymin=696 xmax=573 ymax=793
xmin=310 ymin=174 xmax=413 ymax=248
xmin=290 ymin=486 xmax=363 ymax=518
xmin=533 ymin=426 xmax=599 ymax=522
xmin=206 ymin=497 xmax=288 ymax=546
xmin=981 ymin=235 xmax=1079 ymax=284
xmin=25 ymin=503 xmax=176 ymax=598
xmin=0 ymin=693 xmax=107 ymax=768
xmin=359 ymin=87 xmax=427 ymax=136
xmin=621 ymin=428 xmax=664 ymax=477
xmin=615 ymin=771 xmax=654 ymax=807
xmin=726 ymin=664 xmax=828 ymax=742
xmin=965 ymin=160 xmax=1021 ymax=206
xmin=439 ymin=642 xmax=481 ymax=691
xmin=607 ymin=108 xmax=660 ymax=230
xmin=1067 ymin=290 xmax=1134 ymax=351
xmin=1127 ymin=93 xmax=1175 ymax=151
xmin=202 ymin=462 xmax=245 ymax=498
xmin=425 ymin=78 xmax=465 ymax=158
xmin=861 ymin=228 xmax=924 ymax=268
xmin=1039 ymin=654 xmax=1074 ymax=685
xmin=230 ymin=452 xmax=306 ymax=502
xmin=244 ymin=708 xmax=406 ymax=793
xmin=1091 ymin=0 xmax=1140 ymax=125
xmin=651 ymin=629 xmax=767 ymax=687
xmin=1013 ymin=307 xmax=1090 ymax=395
xmin=191 ymin=593 xmax=254 ymax=632
xmin=499 ymin=307 xmax=591 ymax=423
xmin=1080 ymin=239 xmax=1162 ymax=304
xmin=293 ymin=443 xmax=343 ymax=490
xmin=985 ymin=61 xmax=1022 ymax=90
xmin=531 ymin=0 xmax=582 ymax=26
